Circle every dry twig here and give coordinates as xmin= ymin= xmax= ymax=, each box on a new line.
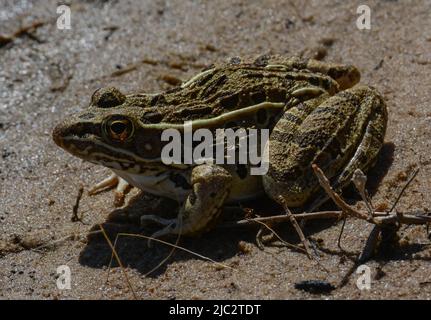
xmin=220 ymin=209 xmax=431 ymax=228
xmin=276 ymin=196 xmax=313 ymax=258
xmin=71 ymin=186 xmax=84 ymax=222
xmin=0 ymin=21 xmax=46 ymax=47
xmin=389 ymin=167 xmax=420 ymax=212
xmin=352 ymin=169 xmax=374 ymax=216
xmin=219 ymin=164 xmax=430 ymax=264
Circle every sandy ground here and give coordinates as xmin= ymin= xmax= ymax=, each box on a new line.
xmin=1 ymin=0 xmax=431 ymax=300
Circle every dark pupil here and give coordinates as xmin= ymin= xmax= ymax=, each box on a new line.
xmin=111 ymin=121 xmax=127 ymax=135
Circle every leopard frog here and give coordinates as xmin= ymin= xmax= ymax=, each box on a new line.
xmin=53 ymin=55 xmax=387 ymax=240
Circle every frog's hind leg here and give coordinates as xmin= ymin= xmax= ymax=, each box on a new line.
xmin=264 ymin=85 xmax=387 ymax=211
xmin=262 ymin=94 xmax=330 ymax=206
xmin=306 ymin=86 xmax=388 ymax=211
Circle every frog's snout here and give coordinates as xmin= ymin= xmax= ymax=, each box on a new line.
xmin=52 ymin=118 xmax=94 ymax=149
xmin=52 ymin=122 xmax=66 ymax=148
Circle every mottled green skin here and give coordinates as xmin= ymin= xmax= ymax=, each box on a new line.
xmin=53 ymin=55 xmax=387 ymax=237
xmin=53 ymin=55 xmax=359 ymax=172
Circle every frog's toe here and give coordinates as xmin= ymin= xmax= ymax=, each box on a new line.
xmin=88 ymin=173 xmax=132 ymax=207
xmin=88 ymin=173 xmax=119 ymax=195
xmin=113 ymin=177 xmax=131 ymax=207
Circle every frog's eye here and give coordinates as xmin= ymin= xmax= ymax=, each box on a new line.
xmin=104 ymin=117 xmax=134 ymax=142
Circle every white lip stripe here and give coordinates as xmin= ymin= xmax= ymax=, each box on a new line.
xmin=63 ymin=136 xmax=190 ymax=169
xmin=63 ymin=136 xmax=162 ymax=162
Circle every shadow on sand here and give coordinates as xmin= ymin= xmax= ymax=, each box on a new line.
xmin=78 ymin=142 xmax=401 ymax=276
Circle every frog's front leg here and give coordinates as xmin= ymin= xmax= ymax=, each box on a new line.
xmin=88 ymin=172 xmax=132 ymax=207
xmin=141 ymin=164 xmax=232 ymax=244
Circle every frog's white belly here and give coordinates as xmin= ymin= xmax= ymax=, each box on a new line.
xmin=112 ymin=169 xmax=190 ymax=201
xmin=112 ymin=166 xmax=264 ymax=203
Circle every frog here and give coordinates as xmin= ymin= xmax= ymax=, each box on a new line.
xmin=52 ymin=55 xmax=387 ymax=241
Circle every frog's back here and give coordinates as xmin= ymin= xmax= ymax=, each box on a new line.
xmin=137 ymin=55 xmax=351 ymax=127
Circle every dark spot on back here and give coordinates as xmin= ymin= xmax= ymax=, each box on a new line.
xmin=150 ymin=94 xmax=167 ymax=106
xmin=250 ymin=90 xmax=266 ymax=104
xmin=220 ymin=93 xmax=239 ymax=109
xmin=141 ymin=111 xmax=164 ymax=123
xmin=189 ymin=90 xmax=198 ymax=99
xmin=174 ymin=105 xmax=213 ymax=118
xmin=201 ymin=74 xmax=228 ymax=97
xmin=312 ymin=106 xmax=339 ymax=116
xmin=196 ymin=71 xmax=215 ymax=86
xmin=214 ymin=74 xmax=228 ymax=86
xmin=309 ymin=77 xmax=321 ymax=87
xmin=238 ymin=91 xmax=252 ymax=107
xmin=267 ymin=88 xmax=286 ymax=102
xmin=244 ymin=72 xmax=264 ymax=79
